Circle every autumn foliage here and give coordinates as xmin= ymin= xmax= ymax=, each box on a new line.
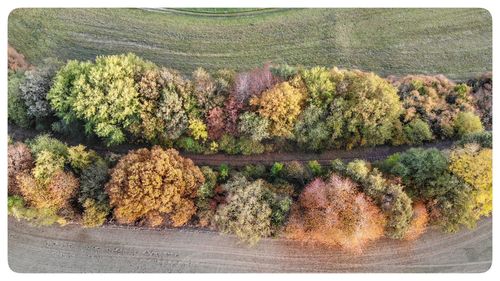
xmin=8 ymin=142 xmax=34 ymax=196
xmin=286 ymin=174 xmax=385 ymax=252
xmin=105 ymin=146 xmax=205 ymax=227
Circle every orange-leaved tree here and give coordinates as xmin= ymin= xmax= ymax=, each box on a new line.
xmin=106 ymin=146 xmax=205 ymax=227
xmin=286 ymin=174 xmax=385 ymax=252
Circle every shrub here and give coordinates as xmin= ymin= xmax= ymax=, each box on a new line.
xmin=326 ymin=69 xmax=401 ymax=149
xmin=453 ymin=111 xmax=484 ymax=138
xmin=176 ymin=137 xmax=205 ymax=153
xmin=218 ymin=134 xmax=240 ymax=154
xmin=242 ymin=164 xmax=267 ymax=180
xmin=218 ymin=164 xmax=230 ymax=181
xmin=238 ymin=112 xmax=270 ymax=142
xmin=271 ymin=162 xmax=284 ymax=178
xmin=286 ymin=174 xmax=385 ymax=252
xmin=469 ymin=72 xmax=492 ymax=129
xmin=188 ymin=118 xmax=208 ymax=141
xmin=78 ymin=159 xmax=109 ymax=205
xmin=8 ymin=46 xmax=30 ymax=71
xmin=32 ymin=150 xmax=66 ymax=183
xmin=27 ymin=134 xmax=68 ymax=159
xmin=82 ymin=198 xmax=110 ymax=228
xmin=307 ymin=160 xmax=322 ymax=177
xmin=238 ymin=138 xmax=265 ymax=155
xmin=8 ymin=195 xmax=66 ymax=226
xmin=196 ymin=166 xmax=218 ymax=226
xmin=17 ymin=169 xmax=79 ymax=211
xmin=294 ymin=105 xmax=330 ymax=151
xmin=394 ymin=75 xmax=476 ymax=138
xmin=449 ymin=144 xmax=492 ymax=218
xmin=456 ymin=131 xmax=492 ymax=148
xmin=270 ymin=64 xmax=298 ymax=80
xmin=250 ymin=82 xmax=305 ymax=138
xmin=283 ymin=161 xmax=310 ymax=186
xmin=8 ymin=142 xmax=34 ymax=196
xmin=19 ymin=58 xmax=61 ymax=120
xmin=105 ymin=146 xmax=204 ymax=227
xmin=8 ymin=71 xmax=31 ymax=128
xmin=404 ymin=201 xmax=429 ymax=240
xmin=68 ymin=145 xmax=97 ymax=172
xmin=403 ymin=118 xmax=433 ymax=145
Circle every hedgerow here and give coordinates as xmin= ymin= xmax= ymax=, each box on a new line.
xmin=7 ymin=133 xmax=492 ymax=249
xmin=9 ymin=53 xmax=490 ymax=154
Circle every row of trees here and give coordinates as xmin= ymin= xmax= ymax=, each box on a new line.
xmin=8 ymin=131 xmax=492 ymax=252
xmin=8 ymin=53 xmax=490 ymax=153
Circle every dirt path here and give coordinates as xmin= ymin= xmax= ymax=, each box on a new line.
xmin=8 ymin=217 xmax=491 ymax=273
xmin=8 ymin=125 xmax=454 ymax=167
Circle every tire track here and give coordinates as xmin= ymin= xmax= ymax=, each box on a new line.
xmin=8 ymin=217 xmax=492 ymax=273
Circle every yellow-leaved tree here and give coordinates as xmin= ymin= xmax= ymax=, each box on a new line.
xmin=449 ymin=143 xmax=492 ymax=218
xmin=250 ymin=81 xmax=305 ymax=138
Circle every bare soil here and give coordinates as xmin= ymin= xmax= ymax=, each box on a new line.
xmin=8 ymin=217 xmax=492 ymax=273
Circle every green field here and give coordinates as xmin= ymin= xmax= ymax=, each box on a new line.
xmin=8 ymin=8 xmax=491 ymax=80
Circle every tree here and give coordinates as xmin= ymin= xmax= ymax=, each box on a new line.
xmin=19 ymin=58 xmax=61 ymax=121
xmin=301 ymin=66 xmax=335 ymax=108
xmin=380 ymin=148 xmax=484 ymax=232
xmin=192 ymin=67 xmax=217 ymax=115
xmin=449 ymin=144 xmax=492 ymax=218
xmin=214 ymin=174 xmax=290 ymax=245
xmin=17 ymin=169 xmax=79 ymax=211
xmin=214 ymin=175 xmax=272 ymax=244
xmin=326 ymin=69 xmax=402 ymax=149
xmin=105 ymin=146 xmax=205 ymax=227
xmin=157 ymin=69 xmax=190 ymax=141
xmin=286 ymin=174 xmax=385 ymax=252
xmin=453 ymin=111 xmax=484 ymax=138
xmin=339 ymin=160 xmax=413 ymax=239
xmin=294 ymin=105 xmax=330 ymax=151
xmin=233 ymin=64 xmax=280 ymax=104
xmin=206 ymin=107 xmax=226 ymax=140
xmin=8 ymin=142 xmax=34 ymax=196
xmin=48 ymin=54 xmax=156 ymax=145
xmin=8 ymin=71 xmax=31 ymax=128
xmin=250 ymin=82 xmax=306 ymax=138
xmin=238 ymin=112 xmax=270 ymax=142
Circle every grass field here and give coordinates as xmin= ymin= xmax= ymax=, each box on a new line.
xmin=8 ymin=8 xmax=492 ymax=80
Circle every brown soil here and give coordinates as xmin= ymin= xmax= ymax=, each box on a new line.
xmin=8 ymin=125 xmax=454 ymax=167
xmin=8 ymin=217 xmax=491 ymax=273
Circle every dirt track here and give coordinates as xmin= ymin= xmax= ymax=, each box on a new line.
xmin=8 ymin=125 xmax=454 ymax=167
xmin=8 ymin=217 xmax=491 ymax=273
